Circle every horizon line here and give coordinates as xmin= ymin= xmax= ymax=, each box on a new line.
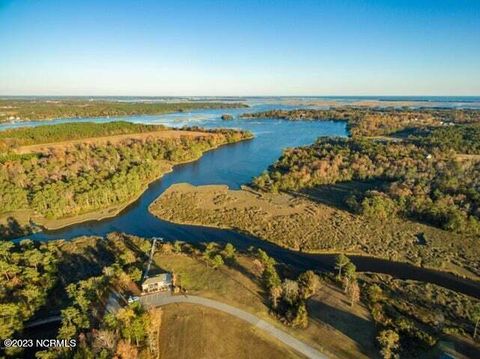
xmin=1 ymin=94 xmax=480 ymax=98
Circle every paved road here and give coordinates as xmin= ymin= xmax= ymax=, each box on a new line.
xmin=25 ymin=315 xmax=61 ymax=328
xmin=140 ymin=293 xmax=327 ymax=359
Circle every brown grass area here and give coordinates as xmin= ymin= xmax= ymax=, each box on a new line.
xmin=260 ymin=98 xmax=463 ymax=108
xmin=157 ymin=303 xmax=306 ymax=359
xmin=154 ymin=253 xmax=376 ymax=358
xmin=154 ymin=254 xmax=269 ymax=316
xmin=456 ymin=153 xmax=480 ymax=162
xmin=149 ymin=183 xmax=480 ymax=278
xmin=13 ymin=130 xmax=218 ymax=154
xmin=0 ymin=211 xmax=34 ymax=238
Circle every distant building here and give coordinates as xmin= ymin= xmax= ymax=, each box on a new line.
xmin=141 ymin=273 xmax=173 ymax=294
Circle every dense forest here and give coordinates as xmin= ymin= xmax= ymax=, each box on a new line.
xmin=242 ymin=107 xmax=480 ymax=137
xmin=0 ymin=240 xmax=58 ymax=343
xmin=0 ymin=99 xmax=247 ymax=122
xmin=0 ymin=123 xmax=251 ymax=225
xmin=248 ymin=107 xmax=480 ymax=234
xmin=410 ymin=124 xmax=480 ymax=154
xmin=0 ymin=121 xmax=166 ymax=149
xmin=0 ymin=233 xmax=157 ymax=358
xmin=253 ymin=132 xmax=480 ymax=234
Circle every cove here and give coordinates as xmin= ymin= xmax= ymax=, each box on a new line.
xmin=11 ymin=109 xmax=480 ymax=299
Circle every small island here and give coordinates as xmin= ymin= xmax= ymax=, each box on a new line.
xmin=221 ymin=114 xmax=234 ymax=120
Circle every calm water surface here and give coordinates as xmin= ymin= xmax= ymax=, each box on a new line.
xmin=5 ymin=102 xmax=480 ymax=298
xmin=23 ymin=111 xmax=347 ymax=239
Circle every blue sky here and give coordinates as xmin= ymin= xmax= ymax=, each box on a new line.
xmin=0 ymin=0 xmax=479 ymax=96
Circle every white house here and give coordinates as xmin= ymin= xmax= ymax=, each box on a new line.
xmin=141 ymin=273 xmax=173 ymax=294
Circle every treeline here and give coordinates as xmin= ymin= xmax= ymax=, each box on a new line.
xmin=0 ymin=121 xmax=166 ymax=149
xmin=0 ymin=233 xmax=159 ymax=358
xmin=241 ymin=107 xmax=480 ymax=137
xmin=0 ymin=127 xmax=251 ymax=221
xmin=332 ymin=254 xmax=480 ymax=358
xmin=0 ymin=240 xmax=58 ymax=345
xmin=181 ymin=126 xmax=254 ymax=144
xmin=364 ymin=275 xmax=480 ymax=358
xmin=0 ymin=99 xmax=247 ymax=122
xmin=52 ymin=239 xmax=155 ymax=359
xmin=253 ymin=136 xmax=480 ymax=234
xmin=410 ymin=124 xmax=480 ymax=154
xmin=255 ymin=249 xmax=321 ymax=328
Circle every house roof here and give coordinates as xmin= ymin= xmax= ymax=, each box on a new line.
xmin=142 ymin=272 xmax=172 ymax=286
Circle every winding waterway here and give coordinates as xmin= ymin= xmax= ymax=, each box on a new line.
xmin=5 ymin=100 xmax=480 ymax=298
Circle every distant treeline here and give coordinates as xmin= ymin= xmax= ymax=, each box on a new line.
xmin=241 ymin=107 xmax=480 ymax=137
xmin=0 ymin=99 xmax=247 ymax=122
xmin=0 ymin=121 xmax=165 ymax=149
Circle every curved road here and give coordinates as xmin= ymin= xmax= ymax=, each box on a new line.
xmin=140 ymin=293 xmax=327 ymax=359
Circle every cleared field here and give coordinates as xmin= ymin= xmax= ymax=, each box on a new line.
xmin=149 ymin=183 xmax=480 ymax=278
xmin=13 ymin=129 xmax=219 ymax=154
xmin=153 ymin=239 xmax=480 ymax=358
xmin=158 ymin=303 xmax=305 ymax=359
xmin=154 ymin=252 xmax=377 ymax=358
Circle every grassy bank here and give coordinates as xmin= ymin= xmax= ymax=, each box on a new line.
xmin=153 ymin=245 xmax=376 ymax=358
xmin=149 ymin=183 xmax=480 ymax=279
xmin=158 ymin=303 xmax=305 ymax=359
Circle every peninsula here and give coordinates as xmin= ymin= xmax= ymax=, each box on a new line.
xmin=0 ymin=122 xmax=252 ymax=238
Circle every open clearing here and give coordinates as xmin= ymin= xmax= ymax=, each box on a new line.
xmin=153 ymin=252 xmax=377 ymax=358
xmin=158 ymin=303 xmax=306 ymax=359
xmin=13 ymin=129 xmax=219 ymax=154
xmin=150 ymin=183 xmax=480 ymax=278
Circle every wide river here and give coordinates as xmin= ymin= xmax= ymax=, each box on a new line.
xmin=4 ymin=100 xmax=480 ymax=298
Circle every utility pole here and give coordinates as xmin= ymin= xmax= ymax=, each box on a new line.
xmin=143 ymin=237 xmax=163 ymax=279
